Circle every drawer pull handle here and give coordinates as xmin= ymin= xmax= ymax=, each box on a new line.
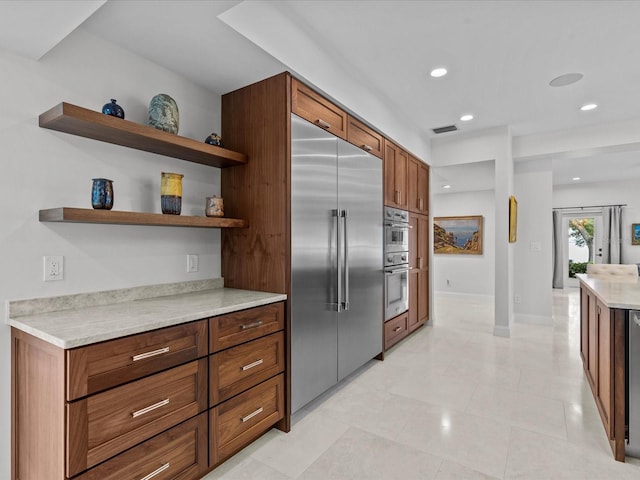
xmin=241 ymin=320 xmax=263 ymax=330
xmin=242 ymin=358 xmax=264 ymax=371
xmin=241 ymin=407 xmax=264 ymax=423
xmin=132 ymin=347 xmax=170 ymax=362
xmin=393 ymin=326 xmax=402 ymax=332
xmin=140 ymin=463 xmax=170 ymax=480
xmin=132 ymin=398 xmax=170 ymax=418
xmin=314 ymin=119 xmax=331 ymax=129
xmin=362 ymin=144 xmax=372 ymax=152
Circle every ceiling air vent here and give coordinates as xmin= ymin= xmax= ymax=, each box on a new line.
xmin=432 ymin=124 xmax=458 ymax=134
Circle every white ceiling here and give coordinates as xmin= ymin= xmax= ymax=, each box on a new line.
xmin=1 ymin=0 xmax=640 ymax=188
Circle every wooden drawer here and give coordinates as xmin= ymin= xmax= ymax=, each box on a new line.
xmin=76 ymin=413 xmax=208 ymax=480
xmin=210 ymin=374 xmax=284 ymax=466
xmin=384 ymin=312 xmax=409 ymax=350
xmin=292 ymin=77 xmax=347 ymax=139
xmin=347 ymin=115 xmax=383 ymax=158
xmin=67 ymin=320 xmax=208 ymax=401
xmin=66 ymin=359 xmax=208 ymax=477
xmin=210 ymin=302 xmax=284 ymax=352
xmin=210 ymin=331 xmax=285 ymax=406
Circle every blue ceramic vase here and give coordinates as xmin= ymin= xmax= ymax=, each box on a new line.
xmin=91 ymin=178 xmax=114 ymax=210
xmin=102 ymin=99 xmax=125 ymax=119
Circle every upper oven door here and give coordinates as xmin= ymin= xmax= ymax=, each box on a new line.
xmin=384 ymin=225 xmax=409 ymax=253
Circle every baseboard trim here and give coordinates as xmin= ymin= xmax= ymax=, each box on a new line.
xmin=493 ymin=325 xmax=511 ymax=338
xmin=514 ymin=313 xmax=553 ymax=326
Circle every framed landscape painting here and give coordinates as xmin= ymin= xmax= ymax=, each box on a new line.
xmin=434 ymin=215 xmax=483 ymax=255
xmin=632 ymin=223 xmax=640 ymax=245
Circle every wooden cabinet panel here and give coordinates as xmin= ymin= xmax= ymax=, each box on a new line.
xmin=210 ymin=302 xmax=285 ymax=352
xmin=383 ymin=140 xmax=408 ymax=208
xmin=76 ymin=413 xmax=208 ymax=480
xmin=408 ymin=156 xmax=429 ymax=214
xmin=347 ymin=115 xmax=383 ymax=158
xmin=67 ymin=320 xmax=208 ymax=401
xmin=408 ymin=157 xmax=419 ymax=214
xmin=210 ymin=332 xmax=285 ymax=406
xmin=597 ymin=300 xmax=612 ymax=437
xmin=210 ymin=374 xmax=285 ymax=466
xmin=580 ymin=286 xmax=589 ymax=365
xmin=408 ymin=270 xmax=419 ymax=333
xmin=417 ymin=215 xmax=429 ymax=270
xmin=67 ymin=359 xmax=208 ymax=477
xmin=384 ymin=313 xmax=409 ymax=350
xmin=292 ymin=78 xmax=347 ymax=139
xmin=418 ymin=269 xmax=429 ymax=325
xmin=587 ymin=292 xmax=598 ymax=389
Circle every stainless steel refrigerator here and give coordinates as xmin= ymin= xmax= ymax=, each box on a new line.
xmin=291 ymin=113 xmax=383 ymax=413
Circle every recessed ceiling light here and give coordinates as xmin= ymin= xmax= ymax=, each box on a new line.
xmin=549 ymin=73 xmax=583 ymax=87
xmin=442 ymin=184 xmax=451 ymax=189
xmin=460 ymin=114 xmax=474 ymax=122
xmin=430 ymin=67 xmax=447 ymax=78
xmin=572 ymin=177 xmax=581 ymax=181
xmin=580 ymin=103 xmax=598 ymax=111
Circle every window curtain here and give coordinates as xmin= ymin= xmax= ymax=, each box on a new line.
xmin=552 ymin=210 xmax=564 ymax=288
xmin=602 ymin=206 xmax=623 ymax=264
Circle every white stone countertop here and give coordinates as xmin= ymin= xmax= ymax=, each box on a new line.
xmin=9 ymin=288 xmax=287 ymax=349
xmin=576 ymin=273 xmax=640 ymax=310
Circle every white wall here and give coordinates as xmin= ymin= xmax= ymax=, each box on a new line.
xmin=0 ymin=28 xmax=223 ymax=478
xmin=554 ymin=177 xmax=640 ymax=265
xmin=432 ymin=190 xmax=495 ymax=296
xmin=513 ymin=160 xmax=553 ymax=324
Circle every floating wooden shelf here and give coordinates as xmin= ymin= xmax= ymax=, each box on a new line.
xmin=39 ymin=102 xmax=247 ymax=168
xmin=39 ymin=208 xmax=247 ymax=228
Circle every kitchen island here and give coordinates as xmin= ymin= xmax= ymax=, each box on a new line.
xmin=577 ymin=273 xmax=639 ymax=462
xmin=10 ymin=280 xmax=287 ymax=480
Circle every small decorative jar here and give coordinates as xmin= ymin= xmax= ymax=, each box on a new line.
xmin=161 ymin=172 xmax=183 ymax=215
xmin=204 ymin=133 xmax=222 ymax=147
xmin=91 ymin=178 xmax=114 ymax=210
xmin=101 ymin=99 xmax=125 ymax=119
xmin=205 ymin=196 xmax=224 ymax=217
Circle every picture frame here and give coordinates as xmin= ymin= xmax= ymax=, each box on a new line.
xmin=434 ymin=215 xmax=483 ymax=255
xmin=632 ymin=223 xmax=640 ymax=245
xmin=509 ymin=195 xmax=518 ymax=243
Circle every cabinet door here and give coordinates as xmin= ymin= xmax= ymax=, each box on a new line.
xmin=418 ymin=162 xmax=429 ymax=214
xmin=418 ymin=269 xmax=429 ymax=324
xmin=408 ymin=269 xmax=419 ymax=332
xmin=587 ymin=290 xmax=598 ymax=389
xmin=596 ymin=300 xmax=613 ymax=438
xmin=408 ymin=157 xmax=419 ymax=213
xmin=409 ymin=213 xmax=418 ymax=270
xmin=291 ymin=78 xmax=347 ymax=139
xmin=417 ymin=215 xmax=429 ymax=271
xmin=383 ymin=140 xmax=408 ymax=208
xmin=580 ymin=286 xmax=589 ymax=366
xmin=347 ymin=115 xmax=383 ymax=158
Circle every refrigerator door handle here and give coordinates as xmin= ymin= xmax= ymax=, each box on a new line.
xmin=333 ymin=209 xmax=343 ymax=312
xmin=342 ymin=209 xmax=350 ymax=311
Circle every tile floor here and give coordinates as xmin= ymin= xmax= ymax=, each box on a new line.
xmin=206 ymin=290 xmax=640 ymax=479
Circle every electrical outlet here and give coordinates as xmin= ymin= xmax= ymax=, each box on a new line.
xmin=44 ymin=255 xmax=64 ymax=281
xmin=187 ymin=254 xmax=199 ymax=273
xmin=514 ymin=294 xmax=522 ymax=304
xmin=446 ymin=279 xmax=451 ymax=286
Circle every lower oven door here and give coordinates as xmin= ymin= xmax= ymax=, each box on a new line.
xmin=384 ymin=266 xmax=409 ymax=321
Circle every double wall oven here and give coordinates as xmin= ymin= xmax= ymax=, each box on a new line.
xmin=384 ymin=206 xmax=410 ymax=321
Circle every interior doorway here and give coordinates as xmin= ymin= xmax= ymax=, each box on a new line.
xmin=563 ymin=214 xmax=603 ymax=287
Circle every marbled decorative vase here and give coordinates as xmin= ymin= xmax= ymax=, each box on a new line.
xmin=101 ymin=99 xmax=125 ymax=119
xmin=161 ymin=172 xmax=183 ymax=215
xmin=91 ymin=178 xmax=114 ymax=210
xmin=205 ymin=196 xmax=224 ymax=217
xmin=204 ymin=132 xmax=222 ymax=147
xmin=148 ymin=94 xmax=179 ymax=134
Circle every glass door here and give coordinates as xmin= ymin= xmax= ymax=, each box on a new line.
xmin=563 ymin=215 xmax=602 ymax=287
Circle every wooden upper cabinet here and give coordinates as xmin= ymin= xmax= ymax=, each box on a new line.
xmin=291 ymin=77 xmax=347 ymax=139
xmin=408 ymin=155 xmax=429 ymax=214
xmin=384 ymin=139 xmax=408 ymax=208
xmin=347 ymin=115 xmax=383 ymax=158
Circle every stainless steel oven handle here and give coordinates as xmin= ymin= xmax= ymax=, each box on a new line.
xmin=384 ymin=222 xmax=412 ymax=228
xmin=384 ymin=267 xmax=410 ymax=274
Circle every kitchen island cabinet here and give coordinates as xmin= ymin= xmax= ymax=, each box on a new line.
xmin=10 ymin=285 xmax=286 ymax=480
xmin=577 ymin=274 xmax=635 ymax=462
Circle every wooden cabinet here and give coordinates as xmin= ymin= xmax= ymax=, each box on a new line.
xmin=407 ymin=212 xmax=429 ymax=335
xmin=384 ymin=139 xmax=408 ymax=208
xmin=292 ymin=77 xmax=347 ymax=139
xmin=408 ymin=155 xmax=429 ymax=214
xmin=347 ymin=115 xmax=383 ymax=158
xmin=578 ymin=283 xmax=626 ymax=461
xmin=384 ymin=312 xmax=409 ymax=350
xmin=12 ymin=301 xmax=286 ymax=480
